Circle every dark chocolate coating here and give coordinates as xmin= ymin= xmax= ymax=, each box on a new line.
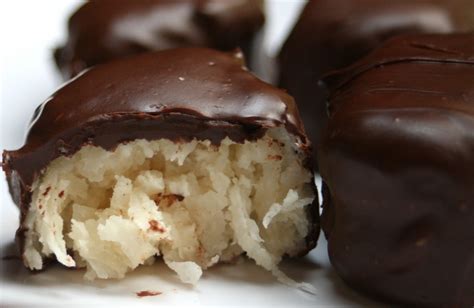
xmin=54 ymin=0 xmax=265 ymax=78
xmin=319 ymin=33 xmax=474 ymax=307
xmin=3 ymin=48 xmax=318 ymax=261
xmin=278 ymin=0 xmax=474 ymax=163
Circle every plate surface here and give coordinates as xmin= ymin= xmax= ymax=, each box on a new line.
xmin=0 ymin=1 xmax=384 ymax=307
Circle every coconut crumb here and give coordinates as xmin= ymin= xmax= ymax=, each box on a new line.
xmin=165 ymin=260 xmax=203 ymax=285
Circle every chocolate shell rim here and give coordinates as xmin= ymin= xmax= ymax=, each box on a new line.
xmin=3 ymin=111 xmax=311 ymax=186
xmin=323 ymin=56 xmax=474 ymax=97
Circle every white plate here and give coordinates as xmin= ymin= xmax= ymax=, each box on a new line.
xmin=0 ymin=1 xmax=384 ymax=307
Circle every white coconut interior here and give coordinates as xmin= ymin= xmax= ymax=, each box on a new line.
xmin=23 ymin=128 xmax=315 ymax=288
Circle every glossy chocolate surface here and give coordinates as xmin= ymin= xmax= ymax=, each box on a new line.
xmin=319 ymin=33 xmax=474 ymax=307
xmin=3 ymin=48 xmax=318 ymax=258
xmin=278 ymin=0 xmax=474 ymax=162
xmin=55 ymin=0 xmax=265 ymax=78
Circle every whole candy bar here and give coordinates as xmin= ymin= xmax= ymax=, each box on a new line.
xmin=319 ymin=33 xmax=474 ymax=307
xmin=54 ymin=0 xmax=265 ymax=78
xmin=3 ymin=48 xmax=319 ymax=289
xmin=278 ymin=0 xmax=474 ymax=162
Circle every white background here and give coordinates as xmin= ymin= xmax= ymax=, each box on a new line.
xmin=0 ymin=1 xmax=383 ymax=307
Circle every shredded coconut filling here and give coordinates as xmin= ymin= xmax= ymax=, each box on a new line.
xmin=23 ymin=128 xmax=315 ymax=291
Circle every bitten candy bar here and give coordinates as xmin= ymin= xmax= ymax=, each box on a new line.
xmin=3 ymin=48 xmax=319 ymax=289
